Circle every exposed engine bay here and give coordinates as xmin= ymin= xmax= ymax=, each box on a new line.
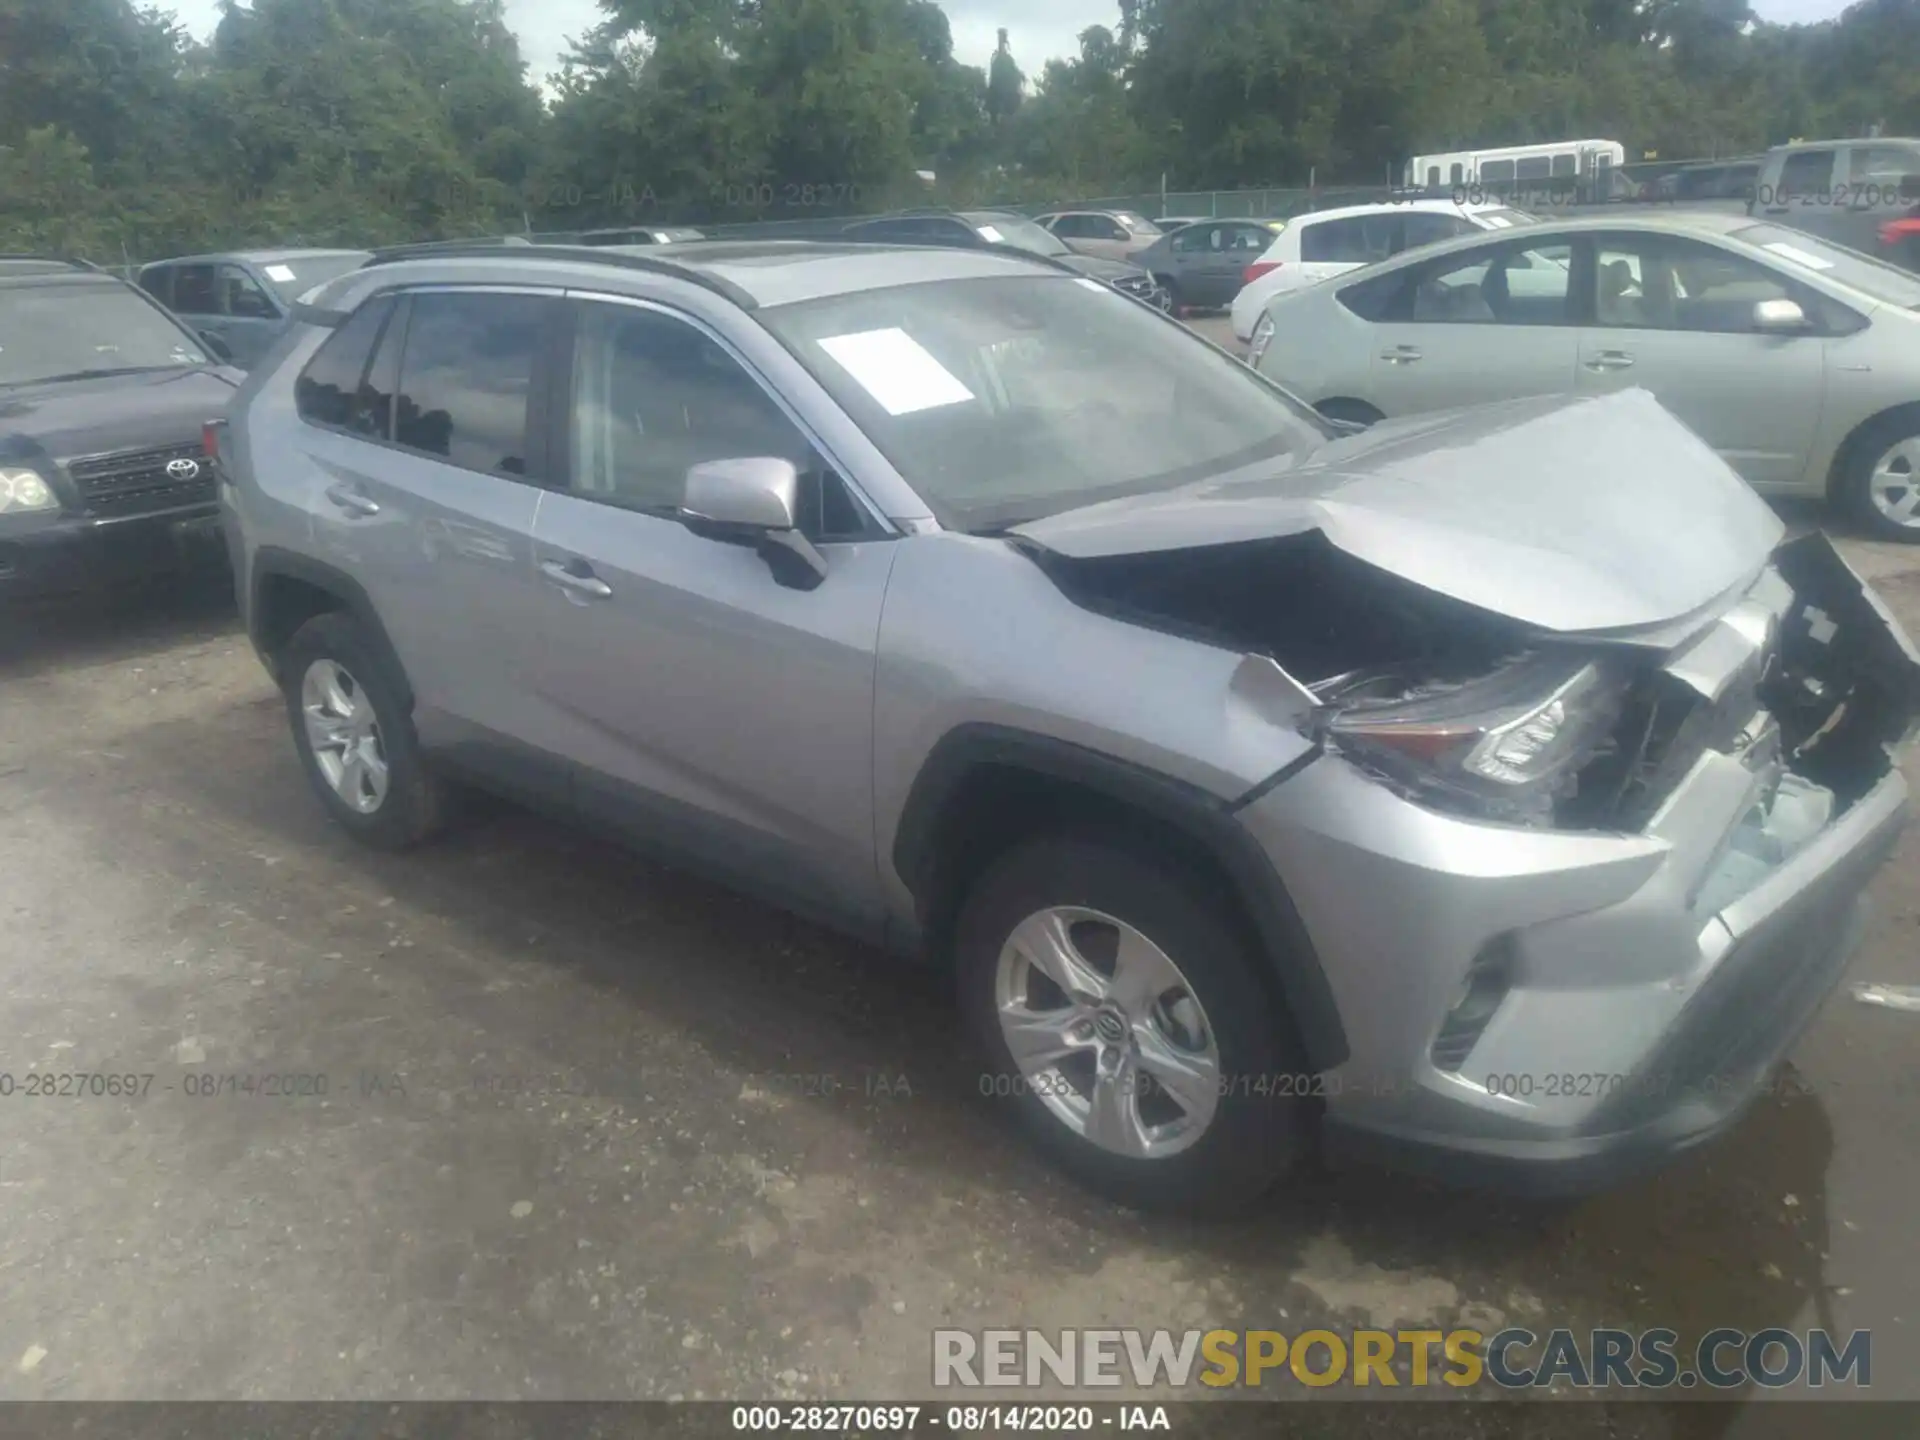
xmin=1025 ymin=530 xmax=1920 ymax=834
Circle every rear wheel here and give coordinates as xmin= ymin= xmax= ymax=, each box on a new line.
xmin=1316 ymin=398 xmax=1385 ymax=429
xmin=1840 ymin=414 xmax=1920 ymax=543
xmin=956 ymin=836 xmax=1308 ymax=1214
xmin=281 ymin=612 xmax=452 ymax=849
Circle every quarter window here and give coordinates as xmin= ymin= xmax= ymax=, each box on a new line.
xmin=295 ymin=294 xmax=397 ymax=430
xmin=139 ymin=267 xmax=173 ymax=307
xmin=392 ymin=291 xmax=548 ymax=477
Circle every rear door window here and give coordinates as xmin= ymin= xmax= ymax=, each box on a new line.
xmin=392 ymin=290 xmax=550 ymax=479
xmin=1777 ymin=149 xmax=1836 ymax=199
xmin=171 ymin=264 xmax=218 ymax=317
xmin=1301 ymin=216 xmax=1395 ymax=263
xmin=138 ymin=267 xmax=173 ymax=307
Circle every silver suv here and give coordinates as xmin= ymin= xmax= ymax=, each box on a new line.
xmin=218 ymin=239 xmax=1920 ymax=1213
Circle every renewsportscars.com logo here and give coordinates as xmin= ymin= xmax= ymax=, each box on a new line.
xmin=932 ymin=1328 xmax=1872 ymax=1391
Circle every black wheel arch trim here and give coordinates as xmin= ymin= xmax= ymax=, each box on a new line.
xmin=248 ymin=546 xmax=413 ymax=710
xmin=891 ymin=722 xmax=1348 ymax=1071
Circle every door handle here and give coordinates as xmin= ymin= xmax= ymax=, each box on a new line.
xmin=1379 ymin=345 xmax=1423 ymax=363
xmin=323 ymin=483 xmax=380 ymax=516
xmin=1584 ymin=350 xmax=1635 ymax=372
xmin=540 ymin=558 xmax=613 ymax=598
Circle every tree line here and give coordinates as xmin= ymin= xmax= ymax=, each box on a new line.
xmin=2 ymin=0 xmax=1917 ymax=263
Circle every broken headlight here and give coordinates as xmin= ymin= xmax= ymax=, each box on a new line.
xmin=1323 ymin=654 xmax=1628 ymax=822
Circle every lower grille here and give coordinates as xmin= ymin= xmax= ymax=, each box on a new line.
xmin=65 ymin=442 xmax=215 ymax=519
xmin=1111 ymin=276 xmax=1156 ymax=297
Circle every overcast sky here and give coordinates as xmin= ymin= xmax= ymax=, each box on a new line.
xmin=161 ymin=0 xmax=1858 ymax=94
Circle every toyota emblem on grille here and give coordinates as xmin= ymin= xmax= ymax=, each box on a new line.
xmin=166 ymin=458 xmax=201 ymax=480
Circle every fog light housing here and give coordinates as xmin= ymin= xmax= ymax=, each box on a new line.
xmin=1431 ymin=936 xmax=1516 ymax=1072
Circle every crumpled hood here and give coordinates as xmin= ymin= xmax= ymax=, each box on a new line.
xmin=0 ymin=367 xmax=240 ymax=462
xmin=1058 ymin=253 xmax=1150 ymax=282
xmin=1011 ymin=388 xmax=1785 ymax=634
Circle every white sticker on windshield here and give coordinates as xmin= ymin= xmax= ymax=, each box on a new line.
xmin=1763 ymin=241 xmax=1834 ymax=271
xmin=817 ymin=328 xmax=975 ymax=416
xmin=1482 ymin=215 xmax=1513 ymax=229
xmin=976 ymin=225 xmax=1004 ymax=243
xmin=264 ymin=263 xmax=297 ymax=283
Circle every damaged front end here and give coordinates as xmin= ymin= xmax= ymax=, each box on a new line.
xmin=1027 ymin=527 xmax=1920 ymax=857
xmin=1313 ymin=533 xmax=1920 ymax=837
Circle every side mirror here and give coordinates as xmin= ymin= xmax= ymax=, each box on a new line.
xmin=198 ymin=329 xmax=234 ymax=362
xmin=1752 ymin=298 xmax=1811 ymax=333
xmin=679 ymin=456 xmax=827 ymax=590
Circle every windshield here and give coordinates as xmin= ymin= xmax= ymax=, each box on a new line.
xmin=0 ymin=281 xmax=207 ymax=386
xmin=258 ymin=253 xmax=371 ymax=296
xmin=1733 ymin=223 xmax=1920 ymax=308
xmin=1114 ymin=212 xmax=1162 ymax=237
xmin=759 ymin=275 xmax=1328 ymax=530
xmin=970 ymin=215 xmax=1071 ymax=258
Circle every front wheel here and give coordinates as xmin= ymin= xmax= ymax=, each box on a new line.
xmin=1840 ymin=415 xmax=1920 ymax=543
xmin=956 ymin=837 xmax=1309 ymax=1214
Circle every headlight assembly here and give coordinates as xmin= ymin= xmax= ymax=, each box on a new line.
xmin=1323 ymin=654 xmax=1629 ymax=823
xmin=0 ymin=467 xmax=59 ymax=515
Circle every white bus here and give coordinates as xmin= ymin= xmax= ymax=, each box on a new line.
xmin=1404 ymin=139 xmax=1627 ymax=193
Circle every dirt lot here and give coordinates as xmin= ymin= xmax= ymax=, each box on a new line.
xmin=2 ymin=492 xmax=1918 ymax=1428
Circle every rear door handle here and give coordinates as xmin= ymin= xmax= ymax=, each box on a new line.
xmin=1584 ymin=350 xmax=1635 ymax=372
xmin=323 ymin=483 xmax=380 ymax=516
xmin=540 ymin=558 xmax=613 ymax=599
xmin=1379 ymin=345 xmax=1423 ymax=363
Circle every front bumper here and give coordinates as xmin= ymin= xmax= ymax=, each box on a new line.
xmin=1233 ymin=541 xmax=1919 ymax=1196
xmin=0 ymin=503 xmax=228 ymax=599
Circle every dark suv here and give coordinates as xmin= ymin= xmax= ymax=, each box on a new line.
xmin=0 ymin=257 xmax=240 ymax=597
xmin=842 ymin=209 xmax=1170 ymax=309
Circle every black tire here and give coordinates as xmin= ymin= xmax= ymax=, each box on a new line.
xmin=280 ymin=611 xmax=451 ymax=849
xmin=955 ymin=835 xmax=1309 ymax=1215
xmin=1837 ymin=411 xmax=1920 ymax=544
xmin=1152 ymin=274 xmax=1182 ymax=313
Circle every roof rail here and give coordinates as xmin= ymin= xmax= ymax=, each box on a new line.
xmin=366 ymin=235 xmax=535 ymax=260
xmin=358 ymin=240 xmax=762 ymax=310
xmin=0 ymin=254 xmax=107 ymax=273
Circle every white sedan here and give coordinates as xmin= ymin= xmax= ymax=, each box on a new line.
xmin=1229 ymin=200 xmax=1539 ymax=342
xmin=1248 ymin=210 xmax=1920 ymax=542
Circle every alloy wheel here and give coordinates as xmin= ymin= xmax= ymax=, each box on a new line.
xmin=1868 ymin=436 xmax=1920 ymax=530
xmin=993 ymin=905 xmax=1222 ymax=1159
xmin=300 ymin=658 xmax=390 ymax=815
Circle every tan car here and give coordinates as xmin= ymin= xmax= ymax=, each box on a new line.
xmin=1032 ymin=209 xmax=1164 ymax=262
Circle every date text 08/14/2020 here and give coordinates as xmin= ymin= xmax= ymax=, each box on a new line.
xmin=729 ymin=1406 xmax=1173 ymax=1433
